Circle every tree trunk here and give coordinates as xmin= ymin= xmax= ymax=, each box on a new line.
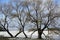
xmin=6 ymin=30 xmax=14 ymax=37
xmin=23 ymin=31 xmax=28 ymax=38
xmin=3 ymin=27 xmax=14 ymax=37
xmin=15 ymin=31 xmax=22 ymax=37
xmin=22 ymin=26 xmax=28 ymax=38
xmin=23 ymin=28 xmax=28 ymax=38
xmin=38 ymin=29 xmax=43 ymax=39
xmin=38 ymin=31 xmax=42 ymax=39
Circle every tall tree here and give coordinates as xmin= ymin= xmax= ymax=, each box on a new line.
xmin=0 ymin=4 xmax=14 ymax=37
xmin=0 ymin=0 xmax=60 ymax=39
xmin=25 ymin=0 xmax=60 ymax=39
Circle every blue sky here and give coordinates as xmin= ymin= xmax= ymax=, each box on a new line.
xmin=0 ymin=0 xmax=60 ymax=4
xmin=0 ymin=0 xmax=10 ymax=4
xmin=54 ymin=0 xmax=60 ymax=4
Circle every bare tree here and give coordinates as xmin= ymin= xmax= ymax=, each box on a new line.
xmin=0 ymin=4 xmax=14 ymax=37
xmin=10 ymin=0 xmax=28 ymax=38
xmin=25 ymin=0 xmax=60 ymax=39
xmin=0 ymin=0 xmax=60 ymax=39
